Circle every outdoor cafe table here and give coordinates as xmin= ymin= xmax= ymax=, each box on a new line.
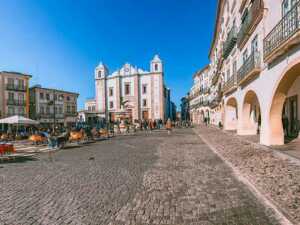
xmin=0 ymin=143 xmax=15 ymax=155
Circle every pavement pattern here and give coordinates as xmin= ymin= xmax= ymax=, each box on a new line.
xmin=0 ymin=129 xmax=279 ymax=225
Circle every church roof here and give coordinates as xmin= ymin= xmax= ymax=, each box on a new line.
xmin=151 ymin=54 xmax=161 ymax=62
xmin=110 ymin=63 xmax=149 ymax=77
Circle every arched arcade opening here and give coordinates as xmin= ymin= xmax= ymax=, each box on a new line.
xmin=269 ymin=63 xmax=300 ymax=145
xmin=239 ymin=90 xmax=261 ymax=136
xmin=224 ymin=97 xmax=238 ymax=131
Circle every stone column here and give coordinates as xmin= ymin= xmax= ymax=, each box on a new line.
xmin=133 ymin=75 xmax=140 ymax=120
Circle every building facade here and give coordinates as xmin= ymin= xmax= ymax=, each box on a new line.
xmin=29 ymin=85 xmax=79 ymax=128
xmin=77 ymin=99 xmax=100 ymax=125
xmin=189 ymin=0 xmax=300 ymax=146
xmin=0 ymin=71 xmax=31 ymax=119
xmin=189 ymin=66 xmax=211 ymax=124
xmin=180 ymin=95 xmax=190 ymax=122
xmin=93 ymin=55 xmax=166 ymax=122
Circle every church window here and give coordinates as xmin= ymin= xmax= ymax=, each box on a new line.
xmin=142 ymin=84 xmax=147 ymax=94
xmin=154 ymin=64 xmax=158 ymax=71
xmin=143 ymin=99 xmax=147 ymax=107
xmin=125 ymin=83 xmax=130 ymax=95
xmin=98 ymin=70 xmax=102 ymax=78
xmin=109 ymin=87 xmax=114 ymax=97
xmin=109 ymin=101 xmax=114 ymax=109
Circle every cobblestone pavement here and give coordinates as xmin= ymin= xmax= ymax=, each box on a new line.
xmin=194 ymin=125 xmax=300 ymax=224
xmin=0 ymin=129 xmax=279 ymax=225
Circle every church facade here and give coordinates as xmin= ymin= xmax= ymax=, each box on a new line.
xmin=93 ymin=55 xmax=167 ymax=122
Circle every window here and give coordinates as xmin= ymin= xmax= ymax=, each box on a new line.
xmin=109 ymin=101 xmax=114 ymax=109
xmin=143 ymin=99 xmax=147 ymax=107
xmin=98 ymin=70 xmax=102 ymax=78
xmin=18 ymin=93 xmax=24 ymax=104
xmin=46 ymin=106 xmax=50 ymax=114
xmin=59 ymin=107 xmax=63 ymax=114
xmin=251 ymin=35 xmax=258 ymax=53
xmin=72 ymin=106 xmax=76 ymax=113
xmin=59 ymin=95 xmax=64 ymax=101
xmin=18 ymin=107 xmax=24 ymax=115
xmin=109 ymin=87 xmax=114 ymax=97
xmin=282 ymin=0 xmax=297 ymax=16
xmin=232 ymin=60 xmax=237 ymax=75
xmin=8 ymin=92 xmax=14 ymax=101
xmin=125 ymin=83 xmax=130 ymax=95
xmin=154 ymin=64 xmax=158 ymax=71
xmin=7 ymin=78 xmax=14 ymax=85
xmin=8 ymin=106 xmax=14 ymax=115
xmin=227 ymin=69 xmax=230 ymax=81
xmin=18 ymin=79 xmax=24 ymax=89
xmin=67 ymin=96 xmax=70 ymax=101
xmin=54 ymin=94 xmax=57 ymax=101
xmin=88 ymin=106 xmax=91 ymax=111
xmin=40 ymin=106 xmax=44 ymax=114
xmin=46 ymin=93 xmax=50 ymax=101
xmin=92 ymin=106 xmax=96 ymax=111
xmin=67 ymin=105 xmax=71 ymax=113
xmin=243 ymin=49 xmax=248 ymax=63
xmin=142 ymin=84 xmax=147 ymax=94
xmin=40 ymin=92 xmax=44 ymax=99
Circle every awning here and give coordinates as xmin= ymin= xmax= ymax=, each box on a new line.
xmin=0 ymin=115 xmax=39 ymax=125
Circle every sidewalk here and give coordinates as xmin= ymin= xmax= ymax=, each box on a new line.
xmin=193 ymin=125 xmax=300 ymax=225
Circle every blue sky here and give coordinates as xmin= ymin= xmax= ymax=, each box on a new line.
xmin=0 ymin=0 xmax=217 ymax=109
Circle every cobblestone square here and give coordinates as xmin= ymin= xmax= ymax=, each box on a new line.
xmin=0 ymin=129 xmax=280 ymax=225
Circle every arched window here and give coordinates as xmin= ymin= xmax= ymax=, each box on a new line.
xmin=154 ymin=64 xmax=158 ymax=71
xmin=98 ymin=70 xmax=102 ymax=78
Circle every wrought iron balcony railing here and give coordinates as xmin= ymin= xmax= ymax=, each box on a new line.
xmin=237 ymin=0 xmax=264 ymax=48
xmin=37 ymin=113 xmax=64 ymax=119
xmin=264 ymin=1 xmax=300 ymax=62
xmin=237 ymin=51 xmax=261 ymax=84
xmin=223 ymin=26 xmax=238 ymax=59
xmin=6 ymin=84 xmax=27 ymax=92
xmin=7 ymin=113 xmax=26 ymax=117
xmin=223 ymin=74 xmax=237 ymax=94
xmin=6 ymin=99 xmax=26 ymax=106
xmin=202 ymin=100 xmax=209 ymax=106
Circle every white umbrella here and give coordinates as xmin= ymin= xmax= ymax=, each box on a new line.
xmin=0 ymin=115 xmax=39 ymax=125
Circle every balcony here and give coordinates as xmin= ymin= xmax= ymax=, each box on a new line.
xmin=211 ymin=72 xmax=219 ymax=85
xmin=264 ymin=1 xmax=300 ymax=63
xmin=65 ymin=112 xmax=77 ymax=117
xmin=203 ymin=87 xmax=210 ymax=95
xmin=37 ymin=113 xmax=64 ymax=119
xmin=223 ymin=74 xmax=237 ymax=95
xmin=223 ymin=26 xmax=238 ymax=59
xmin=6 ymin=84 xmax=27 ymax=92
xmin=190 ymin=101 xmax=202 ymax=110
xmin=237 ymin=51 xmax=261 ymax=85
xmin=237 ymin=0 xmax=264 ymax=48
xmin=209 ymin=97 xmax=221 ymax=109
xmin=6 ymin=99 xmax=26 ymax=106
xmin=7 ymin=113 xmax=26 ymax=117
xmin=203 ymin=100 xmax=209 ymax=106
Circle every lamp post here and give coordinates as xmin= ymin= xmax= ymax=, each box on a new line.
xmin=48 ymin=90 xmax=56 ymax=132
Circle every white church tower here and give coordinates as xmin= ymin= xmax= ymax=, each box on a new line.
xmin=150 ymin=54 xmax=163 ymax=73
xmin=150 ymin=55 xmax=164 ymax=120
xmin=95 ymin=62 xmax=108 ymax=115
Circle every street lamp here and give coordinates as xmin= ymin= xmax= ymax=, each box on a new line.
xmin=47 ymin=90 xmax=56 ymax=132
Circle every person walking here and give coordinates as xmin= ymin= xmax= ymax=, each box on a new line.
xmin=282 ymin=114 xmax=289 ymax=137
xmin=166 ymin=118 xmax=172 ymax=135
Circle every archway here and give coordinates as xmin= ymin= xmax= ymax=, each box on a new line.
xmin=269 ymin=63 xmax=300 ymax=145
xmin=240 ymin=90 xmax=261 ymax=136
xmin=224 ymin=97 xmax=238 ymax=130
xmin=200 ymin=110 xmax=205 ymax=123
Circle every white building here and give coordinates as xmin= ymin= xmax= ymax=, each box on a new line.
xmin=189 ymin=0 xmax=300 ymax=146
xmin=91 ymin=55 xmax=166 ymax=122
